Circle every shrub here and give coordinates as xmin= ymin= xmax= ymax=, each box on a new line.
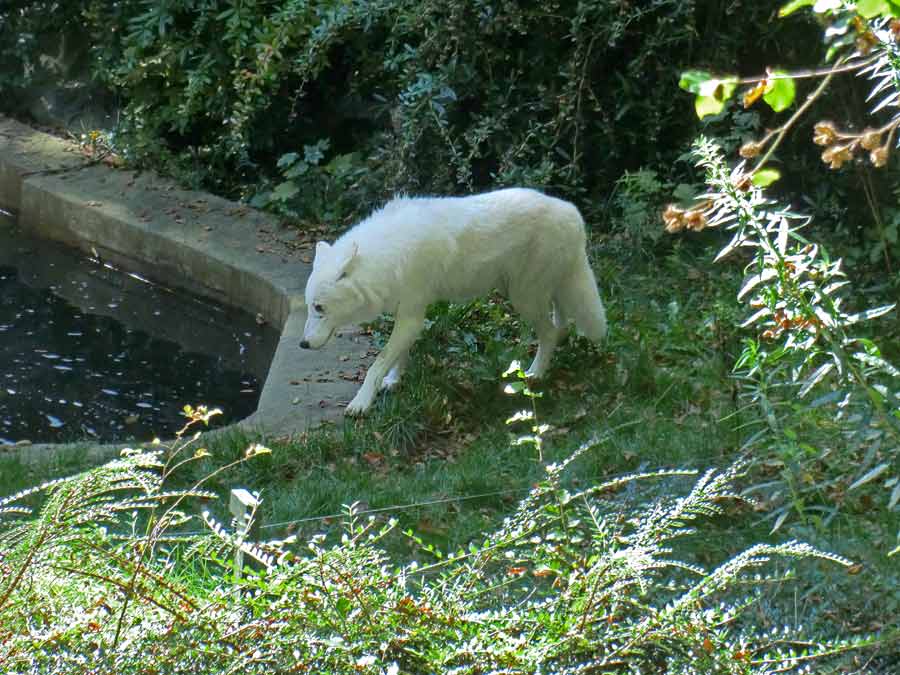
xmin=673 ymin=1 xmax=900 ymax=543
xmin=0 ymin=1 xmax=809 ymax=225
xmin=0 ymin=422 xmax=884 ymax=673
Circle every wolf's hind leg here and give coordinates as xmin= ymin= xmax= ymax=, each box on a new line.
xmin=514 ymin=297 xmax=565 ymax=379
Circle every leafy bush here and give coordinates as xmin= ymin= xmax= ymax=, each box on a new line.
xmin=0 ymin=1 xmax=93 ymax=94
xmin=0 ymin=1 xmax=809 ymax=225
xmin=672 ymin=1 xmax=900 ymax=544
xmin=685 ymin=138 xmax=900 ymax=534
xmin=0 ymin=425 xmax=883 ymax=673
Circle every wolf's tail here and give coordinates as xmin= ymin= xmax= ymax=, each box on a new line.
xmin=556 ymin=252 xmax=607 ymax=342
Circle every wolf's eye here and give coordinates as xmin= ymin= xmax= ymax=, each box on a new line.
xmin=313 ymin=303 xmax=325 ymax=314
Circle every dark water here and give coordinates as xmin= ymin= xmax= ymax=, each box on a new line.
xmin=0 ymin=216 xmax=278 ymax=445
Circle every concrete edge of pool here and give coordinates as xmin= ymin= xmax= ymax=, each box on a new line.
xmin=0 ymin=114 xmax=375 ymax=466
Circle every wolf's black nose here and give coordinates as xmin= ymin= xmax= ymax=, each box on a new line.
xmin=299 ymin=340 xmax=310 ymax=349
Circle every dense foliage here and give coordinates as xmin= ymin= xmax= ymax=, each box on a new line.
xmin=0 ymin=0 xmax=807 ymax=223
xmin=670 ymin=1 xmax=900 ymax=541
xmin=0 ymin=425 xmax=876 ymax=674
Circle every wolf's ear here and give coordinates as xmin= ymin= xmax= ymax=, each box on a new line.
xmin=337 ymin=242 xmax=359 ymax=280
xmin=313 ymin=241 xmax=331 ymax=269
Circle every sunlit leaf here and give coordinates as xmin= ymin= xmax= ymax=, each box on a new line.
xmin=738 ymin=268 xmax=778 ymax=300
xmin=856 ymin=0 xmax=900 ymax=18
xmin=695 ymin=79 xmax=738 ymax=119
xmin=848 ymin=462 xmax=889 ymax=491
xmin=798 ymin=362 xmax=835 ymax=397
xmin=778 ymin=0 xmax=815 ymax=16
xmin=681 ymin=72 xmax=738 ymax=119
xmin=695 ymin=94 xmax=725 ymax=119
xmin=751 ymin=167 xmax=782 ymax=187
xmin=679 ymin=70 xmax=715 ymax=94
xmin=763 ymin=71 xmax=796 ymax=112
xmin=770 ymin=509 xmax=790 ymax=534
xmin=844 ymin=303 xmax=896 ymax=324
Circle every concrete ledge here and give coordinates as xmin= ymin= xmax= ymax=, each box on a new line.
xmin=0 ymin=115 xmax=373 ymax=464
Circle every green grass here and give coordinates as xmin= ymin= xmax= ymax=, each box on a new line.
xmin=1 ymin=243 xmax=897 ymax=664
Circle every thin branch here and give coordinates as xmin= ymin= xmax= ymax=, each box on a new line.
xmin=733 ymin=55 xmax=879 ymax=86
xmin=752 ymin=59 xmax=845 ymax=174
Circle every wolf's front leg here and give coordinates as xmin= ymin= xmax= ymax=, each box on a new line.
xmin=346 ymin=313 xmax=424 ymax=415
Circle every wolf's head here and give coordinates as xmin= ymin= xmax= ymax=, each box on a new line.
xmin=300 ymin=241 xmax=361 ymax=349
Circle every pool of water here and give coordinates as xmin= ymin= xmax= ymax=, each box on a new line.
xmin=0 ymin=211 xmax=279 ymax=445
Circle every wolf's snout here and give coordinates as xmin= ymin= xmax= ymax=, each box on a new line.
xmin=299 ymin=340 xmax=310 ymax=349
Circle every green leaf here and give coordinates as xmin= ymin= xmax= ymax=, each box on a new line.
xmin=672 ymin=183 xmax=698 ymax=203
xmin=248 ymin=192 xmax=271 ymax=208
xmin=695 ymin=95 xmax=724 ymax=119
xmin=751 ymin=167 xmax=782 ymax=187
xmin=763 ymin=71 xmax=796 ymax=112
xmin=502 ymin=360 xmax=523 ymax=377
xmin=848 ymin=463 xmax=889 ymax=491
xmin=857 ymin=0 xmax=888 ymax=17
xmin=272 ymin=181 xmax=300 ymax=201
xmin=276 ymin=152 xmax=299 ymax=169
xmin=697 ymin=76 xmax=737 ymax=99
xmin=695 ymin=79 xmax=738 ymax=119
xmin=778 ymin=0 xmax=815 ymax=16
xmin=680 ymin=72 xmax=739 ymax=119
xmin=844 ymin=303 xmax=896 ymax=324
xmin=304 ymin=141 xmax=328 ymax=165
xmin=798 ymin=362 xmax=835 ymax=397
xmin=335 ymin=596 xmax=353 ymax=617
xmin=856 ymin=0 xmax=900 ymax=18
xmin=679 ymin=70 xmax=715 ymax=94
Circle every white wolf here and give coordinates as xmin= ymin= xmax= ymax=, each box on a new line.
xmin=300 ymin=187 xmax=607 ymax=415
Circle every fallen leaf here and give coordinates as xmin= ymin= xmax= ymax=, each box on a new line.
xmin=362 ymin=452 xmax=385 ymax=466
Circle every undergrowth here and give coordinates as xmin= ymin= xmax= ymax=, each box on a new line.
xmin=0 ymin=414 xmax=884 ymax=673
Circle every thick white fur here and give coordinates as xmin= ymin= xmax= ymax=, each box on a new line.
xmin=301 ymin=187 xmax=607 ymax=415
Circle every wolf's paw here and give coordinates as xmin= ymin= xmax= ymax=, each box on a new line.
xmin=345 ymin=391 xmax=374 ymax=416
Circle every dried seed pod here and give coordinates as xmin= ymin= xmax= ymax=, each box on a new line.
xmin=813 ymin=121 xmax=839 ymax=147
xmin=684 ymin=209 xmax=708 ymax=232
xmin=860 ymin=128 xmax=882 ymax=150
xmin=856 ymin=31 xmax=879 ymax=55
xmin=870 ymin=145 xmax=890 ymax=168
xmin=663 ymin=204 xmax=686 ymax=234
xmin=739 ymin=141 xmax=763 ymax=159
xmin=733 ymin=173 xmax=753 ymax=192
xmin=891 ymin=19 xmax=900 ymax=41
xmin=821 ymin=144 xmax=854 ymax=169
